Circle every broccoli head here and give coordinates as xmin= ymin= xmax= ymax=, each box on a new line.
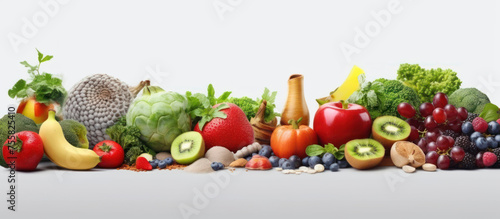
xmin=0 ymin=113 xmax=39 ymax=168
xmin=375 ymin=78 xmax=421 ymax=119
xmin=448 ymin=88 xmax=490 ymax=114
xmin=227 ymin=97 xmax=258 ymax=121
xmin=59 ymin=119 xmax=89 ymax=149
xmin=397 ymin=64 xmax=462 ymax=103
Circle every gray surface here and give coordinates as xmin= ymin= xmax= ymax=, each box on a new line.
xmin=1 ymin=161 xmax=499 ymax=218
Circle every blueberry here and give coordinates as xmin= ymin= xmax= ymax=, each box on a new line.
xmin=158 ymin=160 xmax=167 ymax=169
xmin=302 ymin=157 xmax=310 ymax=166
xmin=476 ymin=137 xmax=488 ymax=150
xmin=217 ymin=162 xmax=224 ymax=170
xmin=245 ymin=156 xmax=252 ymax=161
xmin=289 ymin=155 xmax=301 ymax=168
xmin=211 ymin=162 xmax=221 ymax=171
xmin=462 ymin=122 xmax=474 ymax=135
xmin=258 ymin=146 xmax=272 ymax=158
xmin=487 ymin=136 xmax=498 ymax=149
xmin=338 ymin=159 xmax=349 ymax=168
xmin=164 ymin=157 xmax=174 ymax=165
xmin=308 ymin=156 xmax=322 ymax=168
xmin=282 ymin=161 xmax=295 ymax=170
xmin=278 ymin=158 xmax=288 ymax=167
xmin=329 ymin=163 xmax=339 ymax=172
xmin=269 ymin=156 xmax=280 ymax=167
xmin=496 ymin=135 xmax=500 ymax=143
xmin=322 ymin=153 xmax=336 ymax=167
xmin=488 ymin=122 xmax=500 ymax=135
xmin=149 ymin=160 xmax=158 ymax=169
xmin=471 ymin=132 xmax=482 ymax=142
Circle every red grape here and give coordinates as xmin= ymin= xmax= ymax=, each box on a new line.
xmin=419 ymin=102 xmax=435 ymax=117
xmin=426 ymin=151 xmax=439 ymax=165
xmin=444 ymin=104 xmax=458 ymax=121
xmin=445 ymin=136 xmax=455 ymax=147
xmin=448 ymin=120 xmax=462 ymax=133
xmin=476 ymin=152 xmax=485 ymax=168
xmin=424 ymin=116 xmax=438 ymax=130
xmin=409 ymin=126 xmax=419 ymax=141
xmin=436 ymin=136 xmax=451 ymax=151
xmin=437 ymin=155 xmax=451 ymax=170
xmin=417 ymin=138 xmax=428 ymax=153
xmin=398 ymin=103 xmax=416 ymax=119
xmin=406 ymin=118 xmax=420 ymax=128
xmin=433 ymin=92 xmax=448 ymax=108
xmin=425 ymin=130 xmax=441 ymax=142
xmin=427 ymin=141 xmax=437 ymax=152
xmin=450 ymin=146 xmax=465 ymax=162
xmin=433 ymin=108 xmax=447 ymax=124
xmin=457 ymin=107 xmax=468 ymax=121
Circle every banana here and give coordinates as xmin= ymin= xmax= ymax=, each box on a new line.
xmin=39 ymin=111 xmax=100 ymax=170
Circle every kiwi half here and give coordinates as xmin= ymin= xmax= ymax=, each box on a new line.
xmin=171 ymin=131 xmax=205 ymax=165
xmin=345 ymin=139 xmax=385 ymax=170
xmin=372 ymin=116 xmax=411 ymax=150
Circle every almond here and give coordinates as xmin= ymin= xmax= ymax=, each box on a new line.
xmin=229 ymin=158 xmax=248 ymax=167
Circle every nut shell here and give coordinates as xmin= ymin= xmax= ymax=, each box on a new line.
xmin=390 ymin=141 xmax=426 ymax=168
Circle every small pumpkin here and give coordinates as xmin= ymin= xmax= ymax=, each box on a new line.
xmin=270 ymin=118 xmax=318 ymax=158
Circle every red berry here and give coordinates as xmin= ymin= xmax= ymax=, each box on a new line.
xmin=424 ymin=116 xmax=438 ymax=130
xmin=472 ymin=117 xmax=488 ymax=133
xmin=433 ymin=92 xmax=448 ymax=108
xmin=425 ymin=130 xmax=441 ymax=142
xmin=409 ymin=126 xmax=419 ymax=141
xmin=457 ymin=107 xmax=468 ymax=121
xmin=427 ymin=141 xmax=437 ymax=152
xmin=497 ymin=118 xmax=500 ymax=125
xmin=398 ymin=103 xmax=416 ymax=119
xmin=482 ymin=152 xmax=498 ymax=167
xmin=433 ymin=108 xmax=447 ymax=124
xmin=419 ymin=103 xmax=435 ymax=117
xmin=136 ymin=157 xmax=153 ymax=171
xmin=436 ymin=136 xmax=451 ymax=151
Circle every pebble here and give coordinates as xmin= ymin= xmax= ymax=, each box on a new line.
xmin=422 ymin=163 xmax=437 ymax=172
xmin=402 ymin=165 xmax=416 ymax=173
xmin=314 ymin=164 xmax=325 ymax=173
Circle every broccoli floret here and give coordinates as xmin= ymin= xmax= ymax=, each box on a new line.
xmin=227 ymin=97 xmax=259 ymax=121
xmin=59 ymin=119 xmax=89 ymax=149
xmin=448 ymin=88 xmax=490 ymax=114
xmin=106 ymin=116 xmax=152 ymax=164
xmin=375 ymin=79 xmax=421 ymax=119
xmin=397 ymin=64 xmax=462 ymax=103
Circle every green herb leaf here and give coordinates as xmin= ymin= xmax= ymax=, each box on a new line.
xmin=324 ymin=143 xmax=337 ymax=154
xmin=8 ymin=79 xmax=27 ymax=99
xmin=305 ymin=144 xmax=326 ymax=157
xmin=207 ymin=84 xmax=216 ymax=105
xmin=479 ymin=103 xmax=500 ymax=122
xmin=37 ymin=49 xmax=44 ymax=63
xmin=217 ymin=91 xmax=232 ymax=103
xmin=333 ymin=144 xmax=346 ymax=160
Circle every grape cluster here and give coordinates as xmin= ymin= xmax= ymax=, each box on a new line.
xmin=397 ymin=92 xmax=470 ymax=170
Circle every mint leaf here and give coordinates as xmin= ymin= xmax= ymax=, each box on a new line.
xmin=207 ymin=84 xmax=215 ymax=105
xmin=217 ymin=91 xmax=231 ymax=103
xmin=41 ymin=55 xmax=53 ymax=63
xmin=324 ymin=143 xmax=337 ymax=154
xmin=479 ymin=103 xmax=500 ymax=122
xmin=333 ymin=144 xmax=346 ymax=160
xmin=305 ymin=144 xmax=326 ymax=157
xmin=37 ymin=49 xmax=43 ymax=63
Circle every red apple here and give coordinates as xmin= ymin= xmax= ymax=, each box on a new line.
xmin=313 ymin=101 xmax=372 ymax=148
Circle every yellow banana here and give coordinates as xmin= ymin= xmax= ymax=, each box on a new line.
xmin=39 ymin=111 xmax=100 ymax=170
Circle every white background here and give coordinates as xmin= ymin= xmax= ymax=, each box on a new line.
xmin=0 ymin=0 xmax=499 ymax=218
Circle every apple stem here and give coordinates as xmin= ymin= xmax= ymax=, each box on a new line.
xmin=288 ymin=118 xmax=303 ymax=129
xmin=340 ymin=100 xmax=349 ymax=109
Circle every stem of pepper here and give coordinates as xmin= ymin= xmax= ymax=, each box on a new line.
xmin=288 ymin=118 xmax=303 ymax=129
xmin=340 ymin=100 xmax=349 ymax=109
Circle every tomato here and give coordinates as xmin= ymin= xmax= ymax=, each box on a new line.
xmin=2 ymin=131 xmax=44 ymax=171
xmin=270 ymin=119 xmax=318 ymax=158
xmin=93 ymin=140 xmax=124 ymax=168
xmin=313 ymin=101 xmax=372 ymax=148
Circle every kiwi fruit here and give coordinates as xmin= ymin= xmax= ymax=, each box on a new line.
xmin=171 ymin=131 xmax=205 ymax=165
xmin=345 ymin=139 xmax=385 ymax=170
xmin=372 ymin=116 xmax=411 ymax=150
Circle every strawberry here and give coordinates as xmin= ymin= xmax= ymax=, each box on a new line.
xmin=194 ymin=103 xmax=254 ymax=152
xmin=135 ymin=157 xmax=152 ymax=171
